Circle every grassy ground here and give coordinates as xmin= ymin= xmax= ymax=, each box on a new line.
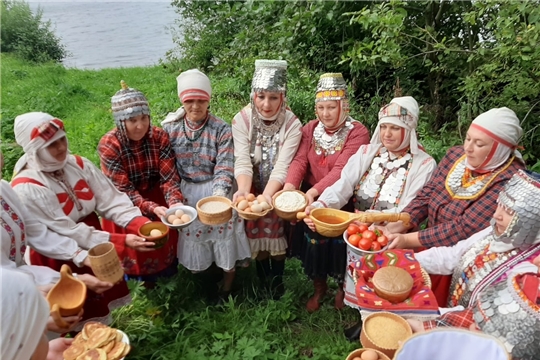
xmin=1 ymin=54 xmax=360 ymax=359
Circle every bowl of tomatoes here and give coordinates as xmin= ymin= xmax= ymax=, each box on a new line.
xmin=344 ymin=223 xmax=389 ymax=256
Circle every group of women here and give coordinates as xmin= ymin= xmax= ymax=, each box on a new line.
xmin=2 ymin=57 xmax=538 ymax=359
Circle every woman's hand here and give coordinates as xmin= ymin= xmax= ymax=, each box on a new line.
xmin=283 ymin=183 xmax=296 ymax=191
xmin=47 ymin=337 xmax=74 ymax=360
xmin=302 ymin=206 xmax=316 ymax=232
xmin=232 ymin=190 xmax=248 ymax=202
xmin=78 ymin=274 xmax=114 ymax=293
xmin=153 ymin=206 xmax=168 ymax=218
xmin=387 ymin=232 xmax=421 ymax=250
xmin=46 ymin=309 xmax=83 ymax=333
xmin=125 ymin=234 xmax=155 ymax=252
xmin=305 ymin=188 xmax=319 ymax=205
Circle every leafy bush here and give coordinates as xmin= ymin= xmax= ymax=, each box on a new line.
xmin=1 ymin=0 xmax=67 ymax=63
xmin=170 ymin=0 xmax=540 ymax=167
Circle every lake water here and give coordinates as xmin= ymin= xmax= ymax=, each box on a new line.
xmin=29 ymin=1 xmax=180 ymax=69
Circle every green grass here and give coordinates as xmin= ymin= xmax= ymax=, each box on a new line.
xmin=1 ymin=53 xmax=360 ymax=359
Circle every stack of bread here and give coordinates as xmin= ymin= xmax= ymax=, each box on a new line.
xmin=63 ymin=322 xmax=131 ymax=360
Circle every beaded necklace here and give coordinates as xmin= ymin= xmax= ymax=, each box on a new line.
xmin=182 ymin=115 xmax=209 ymax=142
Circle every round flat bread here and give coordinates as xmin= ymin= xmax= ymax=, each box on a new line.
xmin=63 ymin=342 xmax=86 ymax=360
xmin=76 ymin=348 xmax=107 ymax=360
xmin=106 ymin=341 xmax=126 ymax=360
xmin=87 ymin=328 xmax=113 ymax=349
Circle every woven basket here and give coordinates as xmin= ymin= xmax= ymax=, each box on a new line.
xmin=420 ymin=267 xmax=431 ymax=288
xmin=88 ymin=242 xmax=124 ymax=283
xmin=138 ymin=221 xmax=169 ymax=249
xmin=232 ymin=200 xmax=274 ymax=221
xmin=360 ymin=312 xmax=413 ymax=359
xmin=272 ymin=190 xmax=308 ymax=222
xmin=196 ymin=196 xmax=232 ymax=225
xmin=345 ymin=348 xmax=390 ymax=360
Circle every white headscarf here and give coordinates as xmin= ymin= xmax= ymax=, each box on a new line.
xmin=466 ymin=107 xmax=523 ymax=171
xmin=1 ymin=268 xmax=49 ymax=360
xmin=176 ymin=69 xmax=212 ymax=103
xmin=13 ymin=112 xmax=69 ymax=174
xmin=370 ymin=96 xmax=420 ymax=154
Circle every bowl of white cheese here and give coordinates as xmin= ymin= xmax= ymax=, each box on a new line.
xmin=272 ymin=190 xmax=308 ymax=222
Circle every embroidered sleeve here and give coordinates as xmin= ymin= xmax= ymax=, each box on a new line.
xmin=284 ymin=122 xmax=312 ymax=188
xmin=98 ymin=133 xmax=160 ymax=216
xmin=268 ymin=115 xmax=302 ymax=184
xmin=212 ymin=122 xmax=234 ymax=196
xmin=232 ymin=109 xmax=254 ymax=179
xmin=157 ymin=130 xmax=184 ymax=205
xmin=312 ymin=123 xmax=370 ymax=194
xmin=418 ymin=178 xmax=508 ymax=248
xmin=403 ymin=148 xmax=457 ymax=229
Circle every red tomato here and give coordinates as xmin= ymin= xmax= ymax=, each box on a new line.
xmin=358 ymin=224 xmax=369 ymax=233
xmin=348 ymin=234 xmax=361 ymax=247
xmin=347 ymin=224 xmax=361 ymax=236
xmin=370 ymin=241 xmax=382 ymax=251
xmin=377 ymin=235 xmax=389 ymax=247
xmin=362 ymin=230 xmax=377 ymax=242
xmin=358 ymin=238 xmax=372 ymax=251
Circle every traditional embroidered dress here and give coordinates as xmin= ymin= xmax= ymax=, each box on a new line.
xmin=312 ymin=96 xmax=437 ymax=310
xmin=12 ymin=155 xmax=147 ymax=328
xmin=405 ymin=146 xmax=524 ymax=305
xmin=1 ymin=179 xmax=59 ymax=286
xmin=98 ymin=126 xmax=183 ymax=278
xmin=233 ymin=105 xmax=302 ymax=256
xmin=286 ymin=118 xmax=370 ymax=281
xmin=162 ymin=109 xmax=250 ymax=271
xmin=418 ymin=170 xmax=540 ymax=359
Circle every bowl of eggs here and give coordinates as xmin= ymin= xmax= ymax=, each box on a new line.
xmin=233 ymin=193 xmax=273 ymax=220
xmin=161 ymin=205 xmax=197 ymax=229
xmin=138 ymin=222 xmax=169 ymax=249
xmin=346 ymin=348 xmax=391 ymax=360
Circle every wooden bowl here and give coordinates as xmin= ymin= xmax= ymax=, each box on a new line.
xmin=196 ymin=196 xmax=232 ymax=225
xmin=272 ymin=190 xmax=308 ymax=222
xmin=360 ymin=312 xmax=413 ymax=358
xmin=138 ymin=221 xmax=169 ymax=249
xmin=232 ymin=199 xmax=273 ymax=221
xmin=47 ymin=264 xmax=87 ymax=329
xmin=345 ymin=348 xmax=391 ymax=360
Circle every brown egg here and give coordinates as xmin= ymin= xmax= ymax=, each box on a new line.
xmin=243 ymin=207 xmax=252 ymax=213
xmin=250 ymin=204 xmax=263 ymax=213
xmin=174 ymin=209 xmax=185 ymax=218
xmin=352 ymin=357 xmax=362 ymax=360
xmin=237 ymin=195 xmax=246 ymax=202
xmin=257 ymin=194 xmax=266 ymax=203
xmin=172 ymin=218 xmax=183 ymax=225
xmin=149 ymin=229 xmax=162 ymax=237
xmin=238 ymin=199 xmax=249 ymax=210
xmin=167 ymin=214 xmax=178 ymax=224
xmin=180 ymin=214 xmax=191 ymax=223
xmin=246 ymin=193 xmax=256 ymax=202
xmin=360 ymin=350 xmax=379 ymax=360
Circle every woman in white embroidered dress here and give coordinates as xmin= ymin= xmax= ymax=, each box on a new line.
xmin=161 ymin=69 xmax=250 ymax=301
xmin=303 ymin=96 xmax=436 ymax=340
xmin=1 ymin=151 xmax=112 ymax=333
xmin=10 ymin=112 xmax=153 ymax=328
xmin=232 ymin=60 xmax=302 ymax=299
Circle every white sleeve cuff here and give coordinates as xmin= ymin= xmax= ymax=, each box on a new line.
xmin=73 ymin=249 xmax=88 ymax=268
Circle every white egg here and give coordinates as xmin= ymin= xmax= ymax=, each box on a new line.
xmin=175 ymin=209 xmax=185 ymax=218
xmin=180 ymin=214 xmax=191 ymax=223
xmin=172 ymin=218 xmax=183 ymax=225
xmin=167 ymin=214 xmax=178 ymax=224
xmin=149 ymin=229 xmax=162 ymax=237
xmin=250 ymin=204 xmax=263 ymax=213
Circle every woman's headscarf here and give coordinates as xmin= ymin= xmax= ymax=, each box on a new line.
xmin=314 ymin=73 xmax=350 ymax=132
xmin=161 ymin=69 xmax=212 ymax=126
xmin=111 ymin=80 xmax=151 ymax=143
xmin=1 ymin=268 xmax=49 ymax=360
xmin=250 ymin=59 xmax=288 ymax=124
xmin=466 ymin=107 xmax=523 ymax=171
xmin=370 ymin=96 xmax=420 ymax=154
xmin=13 ymin=112 xmax=69 ymax=174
